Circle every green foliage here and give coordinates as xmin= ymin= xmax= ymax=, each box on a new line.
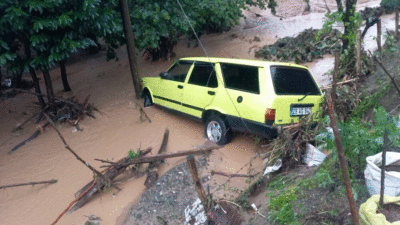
xmin=381 ymin=0 xmax=400 ymax=13
xmin=128 ymin=149 xmax=142 ymax=159
xmin=316 ymin=107 xmax=400 ymax=172
xmin=0 ymin=0 xmax=121 ymax=71
xmin=352 ymin=81 xmax=390 ymax=118
xmin=317 ymin=10 xmax=361 ymax=49
xmin=268 ymin=186 xmax=299 ymax=224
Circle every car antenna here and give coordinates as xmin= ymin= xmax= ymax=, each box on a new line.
xmin=176 ymin=0 xmax=252 ymax=135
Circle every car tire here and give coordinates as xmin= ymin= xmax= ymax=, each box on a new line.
xmin=205 ymin=115 xmax=232 ymax=145
xmin=143 ymin=91 xmax=153 ymax=108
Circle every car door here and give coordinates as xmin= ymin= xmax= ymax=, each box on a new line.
xmin=218 ymin=63 xmax=266 ymax=124
xmin=153 ymin=60 xmax=194 ymax=111
xmin=181 ymin=62 xmax=219 ymax=118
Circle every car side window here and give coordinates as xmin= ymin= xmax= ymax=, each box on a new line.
xmin=188 ymin=63 xmax=218 ymax=88
xmin=165 ymin=61 xmax=193 ymax=82
xmin=220 ymin=63 xmax=260 ymax=94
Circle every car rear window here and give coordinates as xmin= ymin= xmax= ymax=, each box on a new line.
xmin=270 ymin=66 xmax=321 ymax=95
xmin=220 ymin=63 xmax=260 ymax=94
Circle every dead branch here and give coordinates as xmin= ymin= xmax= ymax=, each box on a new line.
xmin=70 ymin=147 xmax=152 ymax=212
xmin=144 ymin=129 xmax=169 ymax=188
xmin=94 ymin=159 xmax=117 ymax=164
xmin=0 ymin=179 xmax=57 ymax=189
xmin=373 ymin=55 xmax=400 ymax=96
xmin=321 ymin=78 xmax=359 ymax=90
xmin=43 ymin=113 xmax=117 ymax=192
xmin=51 ymin=178 xmax=97 ymax=225
xmin=8 ymin=121 xmax=50 ymax=154
xmin=211 ymin=170 xmax=255 ymax=178
xmin=380 ymin=129 xmax=388 ymax=209
xmin=12 ymin=106 xmax=49 ymax=132
xmin=131 ymin=102 xmax=151 ymax=123
xmin=327 ymin=51 xmax=360 ymax=225
xmin=119 ymin=145 xmax=219 ymax=167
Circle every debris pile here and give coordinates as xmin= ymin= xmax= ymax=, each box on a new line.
xmin=255 ymin=28 xmax=341 ymax=63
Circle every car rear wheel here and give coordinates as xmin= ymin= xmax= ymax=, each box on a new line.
xmin=205 ymin=116 xmax=232 ymax=145
xmin=143 ymin=91 xmax=153 ymax=108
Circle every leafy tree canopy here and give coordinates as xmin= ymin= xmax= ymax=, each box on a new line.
xmin=0 ymin=0 xmax=122 ymax=71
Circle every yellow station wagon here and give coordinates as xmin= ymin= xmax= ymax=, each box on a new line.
xmin=142 ymin=57 xmax=323 ymax=145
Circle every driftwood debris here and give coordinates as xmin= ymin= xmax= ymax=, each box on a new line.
xmin=8 ymin=92 xmax=98 ymax=154
xmin=69 ymin=146 xmax=218 ymax=212
xmin=69 ymin=147 xmax=153 ymax=212
xmin=0 ymin=179 xmax=57 ymax=189
xmin=118 ymin=146 xmax=219 ymax=167
xmin=144 ymin=129 xmax=169 ymax=188
xmin=8 ymin=121 xmax=50 ymax=154
xmin=211 ymin=170 xmax=255 ymax=178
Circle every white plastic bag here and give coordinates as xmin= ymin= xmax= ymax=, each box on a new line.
xmin=364 ymin=152 xmax=400 ymax=197
xmin=303 ymin=143 xmax=327 ymax=167
xmin=263 ymin=158 xmax=282 ymax=176
xmin=184 ymin=198 xmax=207 ymax=225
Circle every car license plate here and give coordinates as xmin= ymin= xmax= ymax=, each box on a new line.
xmin=290 ymin=107 xmax=312 ymax=116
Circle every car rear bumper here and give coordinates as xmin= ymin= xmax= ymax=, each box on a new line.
xmin=225 ymin=116 xmax=278 ymax=139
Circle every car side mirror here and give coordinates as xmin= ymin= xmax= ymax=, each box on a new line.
xmin=159 ymin=72 xmax=169 ymax=79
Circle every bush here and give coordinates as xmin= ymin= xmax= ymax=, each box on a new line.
xmin=316 ymin=107 xmax=400 ymax=173
xmin=381 ymin=0 xmax=400 ymax=13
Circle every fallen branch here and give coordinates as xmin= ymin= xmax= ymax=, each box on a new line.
xmin=131 ymin=102 xmax=151 ymax=123
xmin=144 ymin=129 xmax=169 ymax=188
xmin=94 ymin=159 xmax=117 ymax=165
xmin=51 ymin=178 xmax=97 ymax=225
xmin=43 ymin=113 xmax=118 ymax=192
xmin=119 ymin=145 xmax=219 ymax=167
xmin=70 ymin=147 xmax=152 ymax=212
xmin=12 ymin=106 xmax=49 ymax=132
xmin=211 ymin=170 xmax=254 ymax=178
xmin=321 ymin=78 xmax=359 ymax=90
xmin=0 ymin=179 xmax=57 ymax=189
xmin=8 ymin=121 xmax=50 ymax=154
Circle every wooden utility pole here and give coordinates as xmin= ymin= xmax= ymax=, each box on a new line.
xmin=119 ymin=0 xmax=142 ymax=99
xmin=379 ymin=130 xmax=388 ymax=209
xmin=356 ymin=30 xmax=361 ymax=76
xmin=377 ymin=19 xmax=382 ymax=54
xmin=187 ymin=155 xmax=208 ymax=211
xmin=325 ymin=51 xmax=360 ymax=225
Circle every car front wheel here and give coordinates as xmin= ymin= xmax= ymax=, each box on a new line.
xmin=205 ymin=116 xmax=232 ymax=145
xmin=143 ymin=91 xmax=153 ymax=108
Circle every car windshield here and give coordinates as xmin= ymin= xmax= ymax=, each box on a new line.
xmin=270 ymin=66 xmax=321 ymax=96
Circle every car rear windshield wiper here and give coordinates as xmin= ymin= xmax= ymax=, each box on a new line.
xmin=298 ymin=92 xmax=311 ymax=101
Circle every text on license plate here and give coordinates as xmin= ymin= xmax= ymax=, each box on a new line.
xmin=290 ymin=107 xmax=312 ymax=116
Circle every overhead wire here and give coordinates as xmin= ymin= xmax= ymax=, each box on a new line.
xmin=176 ymin=0 xmax=253 ymax=135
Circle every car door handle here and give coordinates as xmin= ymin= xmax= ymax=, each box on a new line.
xmin=208 ymin=91 xmax=215 ymax=95
xmin=178 ymin=85 xmax=183 ymax=89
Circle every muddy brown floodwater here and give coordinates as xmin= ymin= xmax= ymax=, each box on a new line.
xmin=0 ymin=0 xmax=386 ymax=224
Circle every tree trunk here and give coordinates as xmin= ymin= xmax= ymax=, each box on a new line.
xmin=42 ymin=69 xmax=56 ymax=112
xmin=342 ymin=0 xmax=357 ymax=51
xmin=24 ymin=42 xmax=46 ymax=108
xmin=119 ymin=0 xmax=142 ymax=99
xmin=336 ymin=0 xmax=343 ymax=12
xmin=14 ymin=70 xmax=23 ymax=88
xmin=60 ymin=60 xmax=71 ymax=92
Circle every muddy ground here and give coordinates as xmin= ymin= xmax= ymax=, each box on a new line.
xmin=0 ymin=0 xmax=396 ymax=224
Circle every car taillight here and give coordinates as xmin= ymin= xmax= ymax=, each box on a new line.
xmin=265 ymin=108 xmax=275 ymax=125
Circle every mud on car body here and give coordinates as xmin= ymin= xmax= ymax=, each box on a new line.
xmin=142 ymin=57 xmax=323 ymax=145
